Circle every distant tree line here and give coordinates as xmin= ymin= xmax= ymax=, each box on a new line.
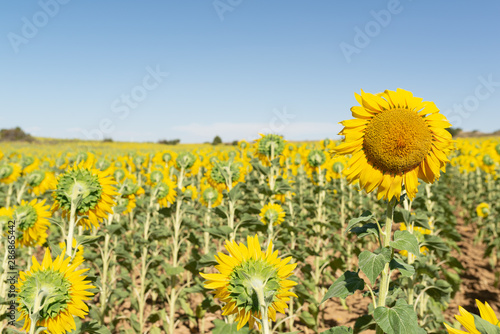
xmin=158 ymin=139 xmax=181 ymax=145
xmin=0 ymin=127 xmax=35 ymax=142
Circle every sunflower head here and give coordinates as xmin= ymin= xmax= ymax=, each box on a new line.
xmin=14 ymin=199 xmax=50 ymax=248
xmin=149 ymin=170 xmax=164 ymax=185
xmin=182 ymin=185 xmax=198 ymax=201
xmin=255 ymin=134 xmax=286 ymax=165
xmin=27 ymin=170 xmax=46 ymax=188
xmin=53 ymin=168 xmax=103 ymax=214
xmin=200 ymin=235 xmax=297 ymax=330
xmin=17 ymin=247 xmax=95 ymax=334
xmin=482 ymin=154 xmax=494 ymax=166
xmin=238 ymin=140 xmax=249 ymax=149
xmin=476 ymin=202 xmax=490 ymax=218
xmin=444 ymin=299 xmax=499 ymax=333
xmin=207 ymin=160 xmax=243 ymax=191
xmin=332 ymin=161 xmax=344 ymax=174
xmin=114 ymin=168 xmax=126 ymax=182
xmin=176 ymin=152 xmax=197 ymax=170
xmin=200 ymin=185 xmax=222 ymax=207
xmin=95 ymin=157 xmax=112 ymax=171
xmin=307 ymin=149 xmax=327 ymax=168
xmin=0 ymin=162 xmax=21 ymax=184
xmin=156 ymin=178 xmax=177 ymax=208
xmin=52 ymin=159 xmax=117 ymax=230
xmin=259 ymin=203 xmax=286 ymax=226
xmin=334 ymin=89 xmax=453 ymax=201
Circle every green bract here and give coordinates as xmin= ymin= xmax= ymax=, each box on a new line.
xmin=264 ymin=208 xmax=280 ymax=225
xmin=156 ymin=182 xmax=171 ymax=199
xmin=176 ymin=152 xmax=197 ymax=169
xmin=333 ymin=162 xmax=344 ymax=174
xmin=54 ymin=168 xmax=103 ymax=214
xmin=18 ymin=269 xmax=72 ymax=319
xmin=163 ymin=152 xmax=172 ymax=163
xmin=15 ymin=204 xmax=38 ymax=231
xmin=0 ymin=164 xmax=14 ymax=179
xmin=21 ymin=156 xmax=35 ymax=169
xmin=96 ymin=158 xmax=111 ymax=171
xmin=202 ymin=187 xmax=218 ymax=202
xmin=211 ymin=161 xmax=240 ymax=185
xmin=483 ymin=154 xmax=494 ymax=166
xmin=150 ymin=170 xmax=164 ymax=184
xmin=28 ymin=170 xmax=46 ymax=187
xmin=114 ymin=168 xmax=126 ymax=182
xmin=307 ymin=150 xmax=326 ymax=167
xmin=228 ymin=259 xmax=281 ymax=312
xmin=258 ymin=134 xmax=285 ymax=158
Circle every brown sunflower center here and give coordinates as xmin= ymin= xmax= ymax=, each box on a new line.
xmin=363 ymin=108 xmax=432 ymax=174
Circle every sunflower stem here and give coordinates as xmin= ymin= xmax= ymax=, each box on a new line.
xmin=6 ymin=183 xmax=13 ymax=208
xmin=66 ymin=199 xmax=77 ymax=258
xmin=254 ymin=282 xmax=271 ymax=334
xmin=16 ymin=179 xmax=28 ymax=204
xmin=376 ymin=198 xmax=396 ymax=328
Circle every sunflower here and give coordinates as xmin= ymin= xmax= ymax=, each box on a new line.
xmin=0 ymin=207 xmax=14 ymax=235
xmin=325 ymin=154 xmax=349 ymax=182
xmin=27 ymin=170 xmax=57 ymax=196
xmin=21 ymin=156 xmax=40 ymax=175
xmin=52 ymin=154 xmax=118 ymax=230
xmin=444 ymin=300 xmax=499 ymax=333
xmin=334 ymin=89 xmax=453 ymax=201
xmin=255 ymin=134 xmax=286 ymax=166
xmin=182 ymin=185 xmax=198 ymax=201
xmin=155 ymin=177 xmax=177 ymax=208
xmin=260 ymin=203 xmax=286 ymax=226
xmin=199 ymin=184 xmax=222 ymax=208
xmin=0 ymin=162 xmax=22 ymax=184
xmin=206 ymin=159 xmax=245 ymax=192
xmin=476 ymin=203 xmax=490 ymax=218
xmin=200 ymin=235 xmax=297 ymax=330
xmin=14 ymin=199 xmax=51 ymax=248
xmin=17 ymin=247 xmax=95 ymax=334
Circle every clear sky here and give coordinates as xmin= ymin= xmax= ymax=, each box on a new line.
xmin=1 ymin=0 xmax=499 ymax=143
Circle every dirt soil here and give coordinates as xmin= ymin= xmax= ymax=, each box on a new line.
xmin=443 ymin=216 xmax=500 ymax=322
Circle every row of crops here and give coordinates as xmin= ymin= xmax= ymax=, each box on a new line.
xmin=1 ymin=89 xmax=499 ymax=333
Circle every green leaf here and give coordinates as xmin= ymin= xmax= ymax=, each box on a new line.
xmin=78 ymin=321 xmax=112 ymax=334
xmin=358 ymin=248 xmax=392 ymax=285
xmin=75 ymin=235 xmax=103 ymax=247
xmin=211 ymin=319 xmax=250 ymax=334
xmin=321 ymin=271 xmax=365 ymax=303
xmin=389 ymin=258 xmax=415 ymax=277
xmin=350 ymin=222 xmax=379 ymax=238
xmin=164 ymin=264 xmax=184 ymax=276
xmin=320 ymin=327 xmax=353 ymax=334
xmin=373 ymin=300 xmax=422 ymax=334
xmin=390 ymin=230 xmax=419 ymax=256
xmin=299 ymin=311 xmax=316 ymax=328
xmin=421 ymin=235 xmax=450 ymax=252
xmin=345 ymin=211 xmax=374 ymax=235
xmin=472 ymin=314 xmax=500 ymax=334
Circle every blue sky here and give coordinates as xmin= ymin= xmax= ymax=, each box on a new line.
xmin=1 ymin=0 xmax=499 ymax=143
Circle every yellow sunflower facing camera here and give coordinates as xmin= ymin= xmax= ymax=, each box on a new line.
xmin=334 ymin=88 xmax=454 ymax=201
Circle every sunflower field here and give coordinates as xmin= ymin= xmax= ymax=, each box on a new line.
xmin=1 ymin=89 xmax=500 ymax=334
